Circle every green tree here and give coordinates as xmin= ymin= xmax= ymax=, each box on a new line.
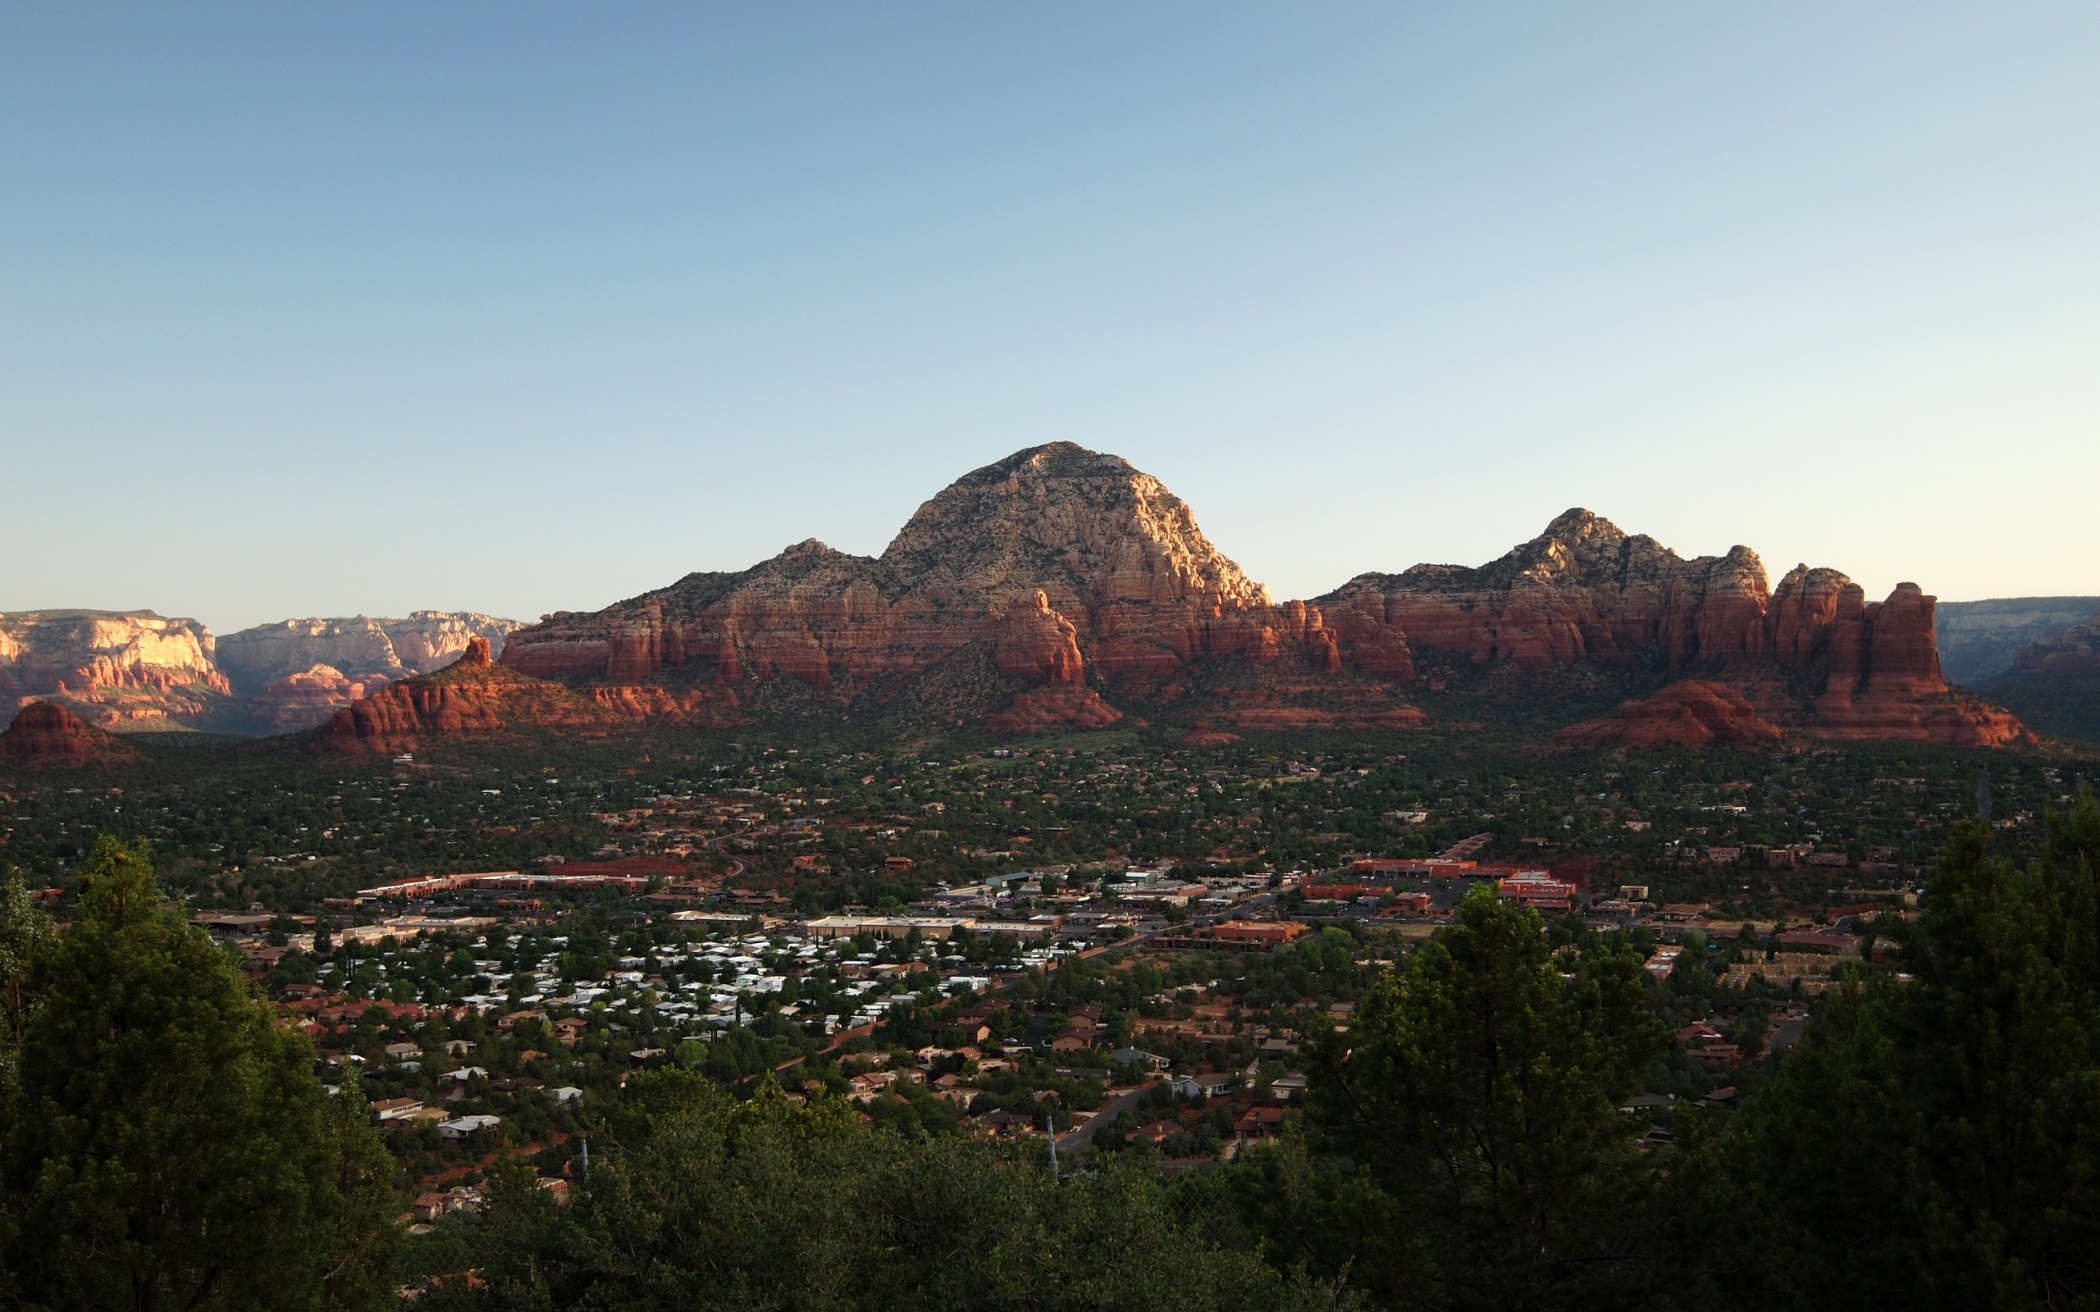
xmin=1719 ymin=795 xmax=2100 ymax=1311
xmin=0 ymin=838 xmax=399 ymax=1310
xmin=409 ymin=1072 xmax=1338 ymax=1312
xmin=1253 ymin=884 xmax=1667 ymax=1310
xmin=0 ymin=870 xmax=54 ymax=1098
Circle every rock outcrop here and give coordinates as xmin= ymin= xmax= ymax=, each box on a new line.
xmin=1937 ymin=596 xmax=2100 ymax=685
xmin=312 ymin=637 xmax=624 ymax=755
xmin=0 ymin=609 xmax=523 ymax=736
xmin=217 ymin=612 xmax=520 ymax=733
xmin=1323 ymin=515 xmax=2020 ymax=746
xmin=1969 ymin=609 xmax=2100 ymax=744
xmin=247 ymin=665 xmax=394 ymax=736
xmin=0 ymin=611 xmax=232 ymax=732
xmin=494 ymin=445 xmax=2016 ymax=744
xmin=0 ymin=700 xmax=140 ymax=765
xmin=2013 ymin=608 xmax=2100 ymax=676
xmin=1322 ymin=510 xmax=1776 ymax=675
xmin=1555 ymin=681 xmax=1785 ymax=749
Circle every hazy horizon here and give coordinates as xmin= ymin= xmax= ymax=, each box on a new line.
xmin=5 ymin=5 xmax=2097 ymax=632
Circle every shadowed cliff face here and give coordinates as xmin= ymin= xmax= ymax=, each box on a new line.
xmin=495 ymin=445 xmax=2020 ymax=745
xmin=2013 ymin=608 xmax=2100 ymax=677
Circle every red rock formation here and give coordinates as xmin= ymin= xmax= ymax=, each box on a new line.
xmin=216 ymin=612 xmax=521 ymax=698
xmin=2013 ymin=608 xmax=2100 ymax=676
xmin=493 ymin=448 xmax=2015 ymax=745
xmin=313 ymin=637 xmax=623 ymax=754
xmin=1556 ymin=681 xmax=1785 ymax=748
xmin=245 ymin=665 xmax=393 ymax=735
xmin=0 ymin=610 xmax=232 ymax=731
xmin=502 ymin=445 xmax=1306 ymax=731
xmin=589 ymin=684 xmax=747 ymax=728
xmin=1323 ymin=511 xmax=1776 ymax=675
xmin=0 ymin=700 xmax=140 ymax=765
xmin=985 ymin=686 xmax=1125 ymax=735
xmin=1328 ymin=514 xmax=2018 ymax=746
xmin=1803 ymin=583 xmax=2023 ymax=745
xmin=994 ymin=592 xmax=1086 ymax=685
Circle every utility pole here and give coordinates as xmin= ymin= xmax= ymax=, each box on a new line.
xmin=1045 ymin=1113 xmax=1058 ymax=1176
xmin=580 ymin=1137 xmax=589 ymax=1187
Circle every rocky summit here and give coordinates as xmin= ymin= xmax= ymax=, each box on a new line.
xmin=496 ymin=443 xmax=2020 ymax=746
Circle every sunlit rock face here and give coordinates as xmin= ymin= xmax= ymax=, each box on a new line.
xmin=498 ymin=445 xmax=2021 ymax=744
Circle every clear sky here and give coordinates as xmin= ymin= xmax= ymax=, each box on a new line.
xmin=4 ymin=4 xmax=2096 ymax=634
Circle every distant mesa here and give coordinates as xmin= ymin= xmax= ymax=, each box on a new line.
xmin=218 ymin=611 xmax=524 ymax=732
xmin=0 ymin=610 xmax=229 ymax=734
xmin=0 ymin=700 xmax=140 ymax=766
xmin=0 ymin=609 xmax=522 ymax=736
xmin=1968 ymin=606 xmax=2100 ymax=744
xmin=1935 ymin=596 xmax=2100 ymax=686
xmin=2012 ymin=606 xmax=2100 ymax=677
xmin=215 ymin=611 xmax=523 ymax=697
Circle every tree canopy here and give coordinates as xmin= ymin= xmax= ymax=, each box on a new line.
xmin=0 ymin=838 xmax=398 ymax=1312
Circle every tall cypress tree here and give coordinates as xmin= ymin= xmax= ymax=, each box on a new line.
xmin=0 ymin=838 xmax=399 ymax=1311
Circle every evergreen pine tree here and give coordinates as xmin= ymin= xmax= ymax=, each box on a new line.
xmin=0 ymin=838 xmax=399 ymax=1311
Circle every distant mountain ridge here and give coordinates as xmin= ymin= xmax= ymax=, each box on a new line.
xmin=7 ymin=445 xmax=2035 ymax=748
xmin=1936 ymin=596 xmax=2100 ymax=686
xmin=1970 ymin=605 xmax=2100 ymax=745
xmin=0 ymin=609 xmax=523 ymax=735
xmin=495 ymin=443 xmax=2020 ymax=746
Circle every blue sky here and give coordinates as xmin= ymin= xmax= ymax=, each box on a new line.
xmin=4 ymin=4 xmax=2096 ymax=632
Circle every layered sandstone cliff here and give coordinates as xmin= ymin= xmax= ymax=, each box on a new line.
xmin=1321 ymin=513 xmax=2020 ymax=746
xmin=0 ymin=611 xmax=231 ymax=732
xmin=494 ymin=445 xmax=2018 ymax=745
xmin=504 ymin=444 xmax=1336 ymax=730
xmin=218 ymin=611 xmax=521 ymax=732
xmin=247 ymin=665 xmax=394 ymax=736
xmin=217 ymin=612 xmax=521 ymax=693
xmin=313 ymin=637 xmax=624 ymax=755
xmin=0 ymin=700 xmax=140 ymax=765
xmin=2012 ymin=608 xmax=2100 ymax=676
xmin=0 ymin=610 xmax=525 ymax=735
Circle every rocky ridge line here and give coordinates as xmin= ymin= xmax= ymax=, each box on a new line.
xmin=498 ymin=444 xmax=2020 ymax=746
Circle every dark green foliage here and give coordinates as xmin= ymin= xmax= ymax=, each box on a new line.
xmin=1715 ymin=792 xmax=2100 ymax=1311
xmin=1242 ymin=886 xmax=1669 ymax=1310
xmin=0 ymin=838 xmax=399 ymax=1311
xmin=408 ymin=1072 xmax=1341 ymax=1312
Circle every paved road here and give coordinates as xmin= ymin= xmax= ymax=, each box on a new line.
xmin=1056 ymin=1079 xmax=1164 ymax=1155
xmin=700 ymin=835 xmax=751 ymax=881
xmin=1764 ymin=1015 xmax=1812 ymax=1057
